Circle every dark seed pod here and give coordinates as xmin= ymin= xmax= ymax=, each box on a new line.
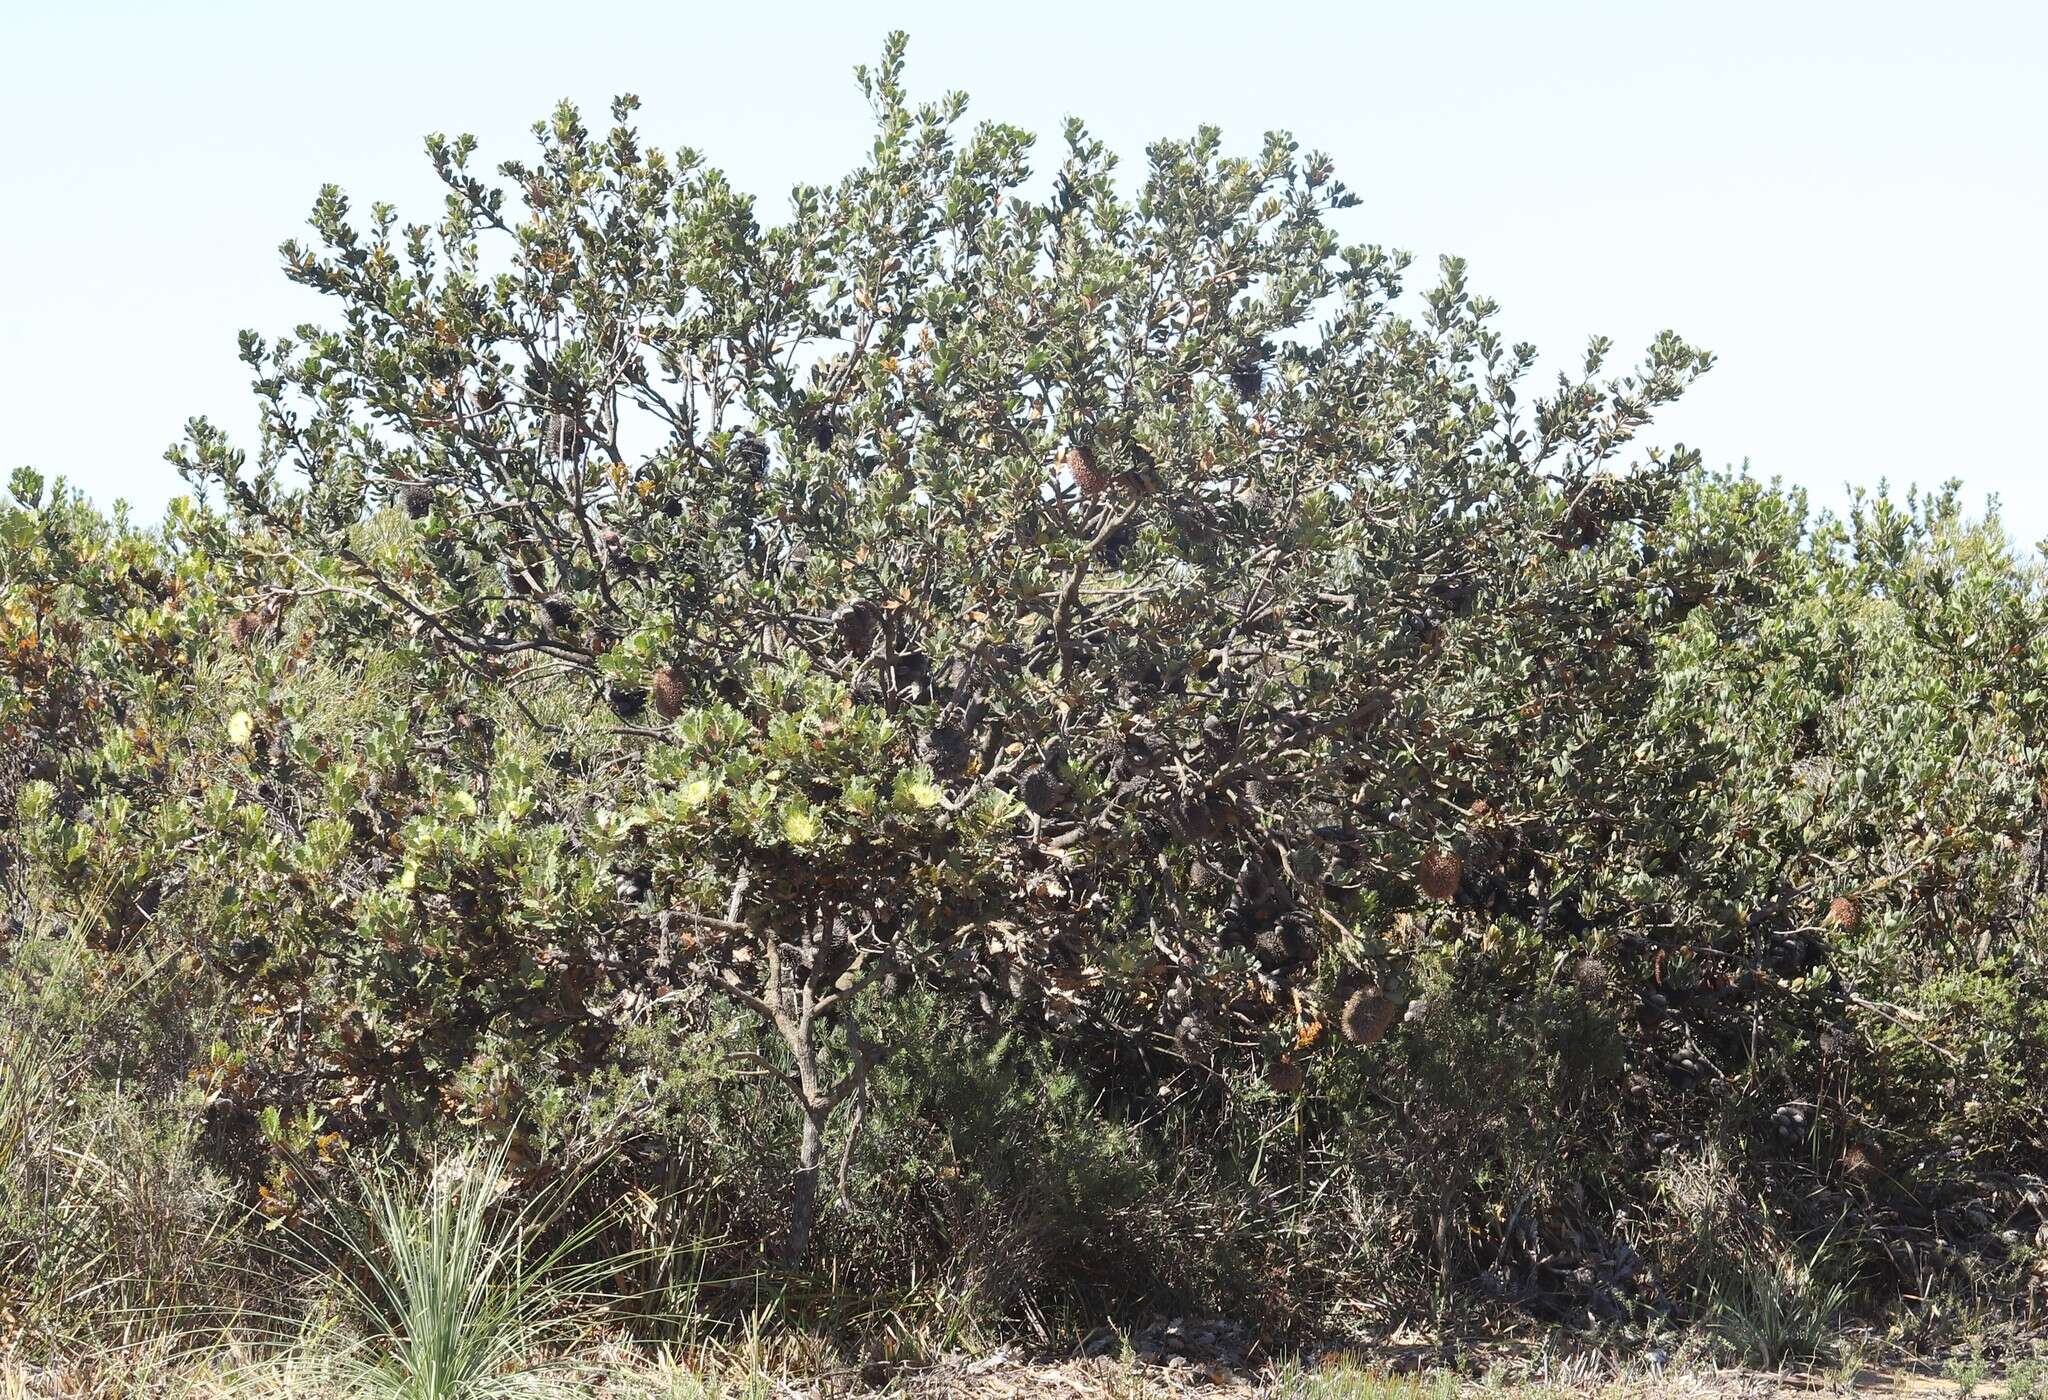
xmin=651 ymin=665 xmax=686 ymax=720
xmin=1264 ymin=1059 xmax=1305 ymax=1094
xmin=1019 ymin=767 xmax=1062 ymax=816
xmin=403 ymin=483 xmax=434 ymax=520
xmin=1418 ymin=851 xmax=1462 ymax=901
xmin=1229 ymin=349 xmax=1266 ymax=402
xmin=1110 ymin=731 xmax=1158 ymax=778
xmin=833 ymin=600 xmax=883 ymax=658
xmin=1252 ymin=920 xmax=1306 ymax=967
xmin=920 ymin=723 xmax=971 ymax=778
xmin=1177 ymin=796 xmax=1218 ymax=842
xmin=1340 ymin=986 xmax=1399 ymax=1045
xmin=606 ymin=684 xmax=648 ymax=720
xmin=1065 ymin=442 xmax=1110 ymax=497
xmin=726 ymin=432 xmax=769 ymax=481
xmin=1573 ymin=954 xmax=1615 ymax=1002
xmin=540 ymin=593 xmax=577 ymax=631
xmin=543 ymin=411 xmax=584 ymax=460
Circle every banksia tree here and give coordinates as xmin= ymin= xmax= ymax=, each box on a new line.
xmin=155 ymin=34 xmax=1717 ymax=1268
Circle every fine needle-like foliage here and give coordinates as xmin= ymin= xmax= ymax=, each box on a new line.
xmin=279 ymin=1140 xmax=629 ymax=1399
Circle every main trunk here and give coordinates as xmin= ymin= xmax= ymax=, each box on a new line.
xmin=783 ymin=1102 xmax=829 ymax=1268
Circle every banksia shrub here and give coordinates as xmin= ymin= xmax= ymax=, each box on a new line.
xmin=1418 ymin=850 xmax=1463 ymax=901
xmin=1341 ymin=985 xmax=1400 ymax=1045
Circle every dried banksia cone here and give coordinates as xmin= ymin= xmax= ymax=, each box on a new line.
xmin=1264 ymin=1059 xmax=1305 ymax=1095
xmin=833 ymin=600 xmax=882 ymax=658
xmin=1827 ymin=896 xmax=1860 ymax=932
xmin=539 ymin=592 xmax=577 ymax=631
xmin=402 ymin=483 xmax=434 ymax=520
xmin=1348 ymin=686 xmax=1396 ymax=733
xmin=1019 ymin=766 xmax=1063 ymax=816
xmin=1839 ymin=1140 xmax=1883 ymax=1183
xmin=1418 ymin=851 xmax=1463 ymax=901
xmin=1098 ymin=521 xmax=1136 ymax=568
xmin=1220 ymin=341 xmax=1269 ymax=401
xmin=725 ymin=431 xmax=769 ymax=481
xmin=651 ymin=665 xmax=687 ymax=720
xmin=1573 ymin=954 xmax=1615 ymax=1002
xmin=1253 ymin=922 xmax=1306 ymax=966
xmin=1340 ymin=986 xmax=1400 ymax=1045
xmin=226 ymin=610 xmax=265 ymax=647
xmin=920 ymin=722 xmax=971 ymax=778
xmin=1109 ymin=730 xmax=1158 ymax=778
xmin=1065 ymin=442 xmax=1110 ymax=497
xmin=542 ymin=411 xmax=584 ymax=460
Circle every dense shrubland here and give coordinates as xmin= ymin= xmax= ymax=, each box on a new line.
xmin=2 ymin=38 xmax=2043 ymax=1375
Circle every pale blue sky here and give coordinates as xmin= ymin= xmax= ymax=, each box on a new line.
xmin=4 ymin=2 xmax=2043 ymax=539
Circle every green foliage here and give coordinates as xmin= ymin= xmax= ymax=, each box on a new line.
xmin=3 ymin=35 xmax=2044 ymax=1348
xmin=151 ymin=35 xmax=1716 ymax=1263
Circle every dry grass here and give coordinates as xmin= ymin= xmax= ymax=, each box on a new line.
xmin=6 ymin=1335 xmax=2045 ymax=1400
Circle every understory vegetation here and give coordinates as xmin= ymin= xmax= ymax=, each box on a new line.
xmin=3 ymin=36 xmax=2044 ymax=1389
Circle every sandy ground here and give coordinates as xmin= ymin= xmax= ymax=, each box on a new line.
xmin=4 ymin=1357 xmax=2032 ymax=1400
